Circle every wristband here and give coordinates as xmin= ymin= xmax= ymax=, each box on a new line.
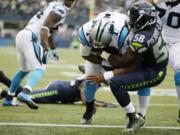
xmin=103 ymin=71 xmax=114 ymax=81
xmin=101 ymin=51 xmax=110 ymax=60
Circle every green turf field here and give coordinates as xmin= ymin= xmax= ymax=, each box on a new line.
xmin=0 ymin=47 xmax=179 ymax=135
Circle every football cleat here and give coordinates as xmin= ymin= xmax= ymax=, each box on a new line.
xmin=80 ymin=101 xmax=96 ymax=124
xmin=80 ymin=108 xmax=96 ymax=124
xmin=3 ymin=98 xmax=20 ymax=106
xmin=18 ymin=92 xmax=39 ymax=110
xmin=138 ymin=113 xmax=146 ymax=127
xmin=122 ymin=112 xmax=145 ymax=133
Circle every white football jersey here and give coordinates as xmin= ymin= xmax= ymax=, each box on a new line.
xmin=79 ymin=12 xmax=129 ymax=56
xmin=25 ymin=1 xmax=67 ymax=37
xmin=156 ymin=3 xmax=180 ymax=44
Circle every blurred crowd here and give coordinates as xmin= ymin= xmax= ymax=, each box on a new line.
xmin=0 ymin=0 xmax=123 ymax=16
xmin=0 ymin=0 xmax=44 ymax=15
xmin=0 ymin=0 xmax=124 ymax=48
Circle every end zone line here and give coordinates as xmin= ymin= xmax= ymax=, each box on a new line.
xmin=0 ymin=122 xmax=180 ymax=130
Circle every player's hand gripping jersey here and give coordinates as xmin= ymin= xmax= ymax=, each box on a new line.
xmin=129 ymin=18 xmax=168 ymax=69
xmin=79 ymin=12 xmax=129 ymax=57
xmin=155 ymin=1 xmax=180 ymax=44
xmin=26 ymin=1 xmax=67 ymax=37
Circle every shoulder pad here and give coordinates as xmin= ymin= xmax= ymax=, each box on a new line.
xmin=118 ymin=26 xmax=129 ymax=49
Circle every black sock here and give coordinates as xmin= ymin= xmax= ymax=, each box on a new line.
xmin=0 ymin=70 xmax=11 ymax=87
xmin=15 ymin=86 xmax=23 ymax=97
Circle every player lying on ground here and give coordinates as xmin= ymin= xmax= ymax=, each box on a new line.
xmin=0 ymin=70 xmax=117 ymax=108
xmin=30 ymin=78 xmax=117 ymax=108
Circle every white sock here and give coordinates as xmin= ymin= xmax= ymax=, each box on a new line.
xmin=137 ymin=95 xmax=151 ymax=117
xmin=176 ymin=85 xmax=180 ymax=108
xmin=123 ymin=102 xmax=135 ymax=113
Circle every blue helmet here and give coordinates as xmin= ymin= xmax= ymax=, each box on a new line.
xmin=127 ymin=0 xmax=157 ymax=31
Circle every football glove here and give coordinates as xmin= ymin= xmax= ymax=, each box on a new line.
xmin=42 ymin=49 xmax=49 ymax=64
xmin=49 ymin=49 xmax=59 ymax=61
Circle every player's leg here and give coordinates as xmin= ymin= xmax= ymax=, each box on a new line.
xmin=137 ymin=88 xmax=151 ymax=119
xmin=0 ymin=70 xmax=11 ymax=88
xmin=168 ymin=43 xmax=180 ymax=123
xmin=80 ymin=61 xmax=103 ymax=124
xmin=3 ymin=30 xmax=29 ymax=106
xmin=0 ymin=87 xmax=7 ymax=99
xmin=17 ymin=31 xmax=45 ymax=109
xmin=110 ymin=69 xmax=166 ymax=133
xmin=31 ymin=81 xmax=63 ymax=103
xmin=31 ymin=88 xmax=55 ymax=103
xmin=110 ymin=72 xmax=144 ymax=133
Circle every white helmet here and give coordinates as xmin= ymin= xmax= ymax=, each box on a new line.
xmin=89 ymin=19 xmax=114 ymax=48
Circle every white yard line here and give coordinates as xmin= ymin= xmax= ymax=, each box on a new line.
xmin=0 ymin=122 xmax=179 ymax=130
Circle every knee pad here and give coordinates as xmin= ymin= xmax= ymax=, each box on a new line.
xmin=175 ymin=72 xmax=180 ymax=85
xmin=138 ymin=88 xmax=151 ymax=96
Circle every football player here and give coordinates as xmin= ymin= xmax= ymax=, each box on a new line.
xmin=30 ymin=78 xmax=117 ymax=108
xmin=78 ymin=11 xmax=130 ymax=124
xmin=0 ymin=76 xmax=117 ymax=108
xmin=3 ymin=0 xmax=77 ymax=109
xmin=152 ymin=0 xmax=180 ymax=123
xmin=78 ymin=9 xmax=152 ymax=129
xmin=86 ymin=1 xmax=168 ymax=133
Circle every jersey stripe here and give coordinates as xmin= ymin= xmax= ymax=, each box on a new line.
xmin=96 ymin=20 xmax=102 ymax=42
xmin=78 ymin=27 xmax=91 ymax=47
xmin=32 ymin=33 xmax=42 ymax=64
xmin=98 ymin=21 xmax=109 ymax=42
xmin=118 ymin=26 xmax=129 ymax=49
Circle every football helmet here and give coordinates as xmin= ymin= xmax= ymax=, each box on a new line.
xmin=127 ymin=0 xmax=157 ymax=31
xmin=89 ymin=19 xmax=114 ymax=48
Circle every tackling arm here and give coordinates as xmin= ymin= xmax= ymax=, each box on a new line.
xmin=108 ymin=47 xmax=139 ymax=68
xmin=82 ymin=54 xmax=103 ymax=65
